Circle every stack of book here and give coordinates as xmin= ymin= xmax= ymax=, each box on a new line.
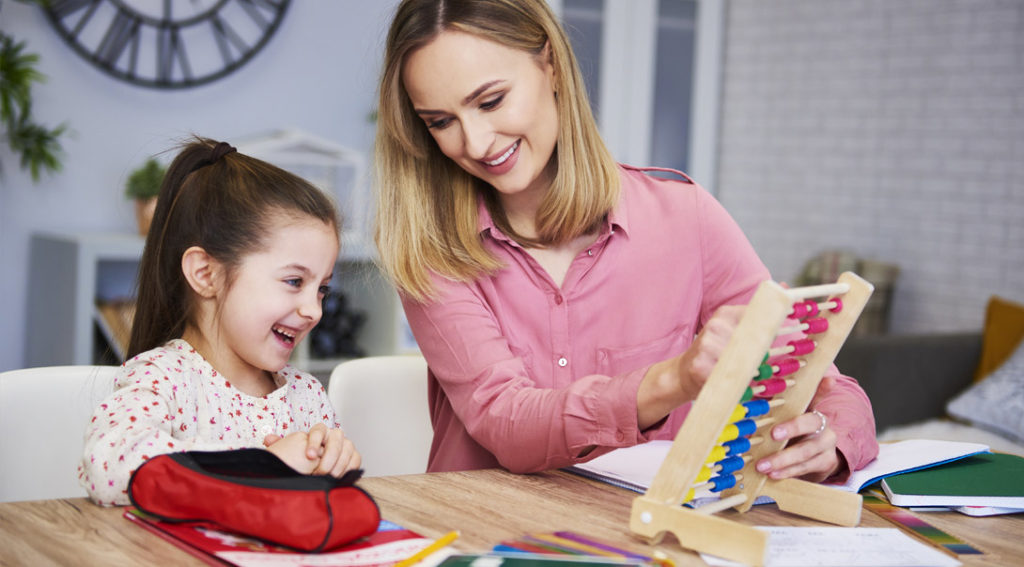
xmin=880 ymin=451 xmax=1024 ymax=516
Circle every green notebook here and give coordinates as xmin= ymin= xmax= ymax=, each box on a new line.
xmin=881 ymin=452 xmax=1024 ymax=507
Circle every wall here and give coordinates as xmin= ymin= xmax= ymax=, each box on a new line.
xmin=717 ymin=0 xmax=1024 ymax=334
xmin=0 ymin=1 xmax=400 ymax=371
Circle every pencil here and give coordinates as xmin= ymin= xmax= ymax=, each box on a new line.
xmin=862 ymin=492 xmax=967 ymax=558
xmin=395 ymin=530 xmax=460 ymax=567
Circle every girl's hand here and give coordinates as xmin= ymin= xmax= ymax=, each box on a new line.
xmin=753 ymin=378 xmax=843 ymax=482
xmin=306 ymin=424 xmax=362 ymax=477
xmin=263 ymin=431 xmax=320 ymax=474
xmin=264 ymin=425 xmax=362 ymax=477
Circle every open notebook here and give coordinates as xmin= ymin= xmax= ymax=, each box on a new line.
xmin=567 ymin=438 xmax=990 ymax=496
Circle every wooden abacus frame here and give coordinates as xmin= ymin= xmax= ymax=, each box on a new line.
xmin=629 ymin=272 xmax=874 ymax=566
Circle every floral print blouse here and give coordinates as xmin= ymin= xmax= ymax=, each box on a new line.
xmin=79 ymin=339 xmax=337 ymax=506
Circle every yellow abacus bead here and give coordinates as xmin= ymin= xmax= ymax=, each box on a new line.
xmin=705 ymin=445 xmax=727 ymax=463
xmin=729 ymin=405 xmax=747 ymax=422
xmin=716 ymin=424 xmax=740 ymax=444
xmin=694 ymin=465 xmax=713 ymax=483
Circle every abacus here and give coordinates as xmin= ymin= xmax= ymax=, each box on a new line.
xmin=630 ymin=272 xmax=874 ymax=567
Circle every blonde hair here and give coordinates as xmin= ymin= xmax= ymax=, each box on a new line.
xmin=374 ymin=0 xmax=619 ymax=301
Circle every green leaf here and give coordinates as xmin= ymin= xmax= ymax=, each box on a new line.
xmin=0 ymin=27 xmax=67 ymax=182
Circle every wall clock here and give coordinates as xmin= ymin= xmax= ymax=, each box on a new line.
xmin=43 ymin=0 xmax=291 ymax=89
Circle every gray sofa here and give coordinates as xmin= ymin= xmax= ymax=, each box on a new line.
xmin=834 ymin=332 xmax=983 ymax=432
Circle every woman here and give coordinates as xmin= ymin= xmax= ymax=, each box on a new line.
xmin=374 ymin=0 xmax=878 ymax=481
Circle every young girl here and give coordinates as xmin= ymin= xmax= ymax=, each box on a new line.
xmin=80 ymin=138 xmax=361 ymax=506
xmin=374 ymin=0 xmax=878 ymax=480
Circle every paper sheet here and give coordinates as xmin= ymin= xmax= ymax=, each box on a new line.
xmin=699 ymin=527 xmax=960 ymax=567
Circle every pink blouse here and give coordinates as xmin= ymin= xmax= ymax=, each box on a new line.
xmin=403 ymin=165 xmax=878 ymax=477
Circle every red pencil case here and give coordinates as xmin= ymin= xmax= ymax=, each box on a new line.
xmin=127 ymin=448 xmax=380 ymax=552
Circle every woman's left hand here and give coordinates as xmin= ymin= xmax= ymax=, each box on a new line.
xmin=753 ymin=379 xmax=843 ymax=482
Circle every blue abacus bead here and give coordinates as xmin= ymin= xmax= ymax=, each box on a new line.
xmin=711 ymin=473 xmax=737 ymax=492
xmin=724 ymin=437 xmax=751 ymax=456
xmin=715 ymin=455 xmax=744 ymax=475
xmin=742 ymin=399 xmax=771 ymax=418
xmin=733 ymin=418 xmax=757 ymax=437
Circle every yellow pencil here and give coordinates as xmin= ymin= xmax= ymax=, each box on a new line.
xmin=395 ymin=530 xmax=460 ymax=567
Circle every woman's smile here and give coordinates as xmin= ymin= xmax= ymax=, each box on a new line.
xmin=482 ymin=139 xmax=521 ymax=172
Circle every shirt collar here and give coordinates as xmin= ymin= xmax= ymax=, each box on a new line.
xmin=476 ymin=166 xmax=630 ymax=242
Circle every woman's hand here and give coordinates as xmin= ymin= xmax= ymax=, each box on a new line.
xmin=637 ymin=305 xmax=745 ymax=429
xmin=754 ymin=378 xmax=844 ymax=482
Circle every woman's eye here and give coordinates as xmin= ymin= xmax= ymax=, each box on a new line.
xmin=427 ymin=117 xmax=452 ymax=130
xmin=480 ymin=94 xmax=505 ymax=110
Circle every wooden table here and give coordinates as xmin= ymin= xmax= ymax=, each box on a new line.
xmin=2 ymin=469 xmax=1022 ymax=566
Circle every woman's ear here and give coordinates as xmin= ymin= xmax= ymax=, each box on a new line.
xmin=181 ymin=246 xmax=223 ymax=299
xmin=540 ymin=41 xmax=557 ymax=92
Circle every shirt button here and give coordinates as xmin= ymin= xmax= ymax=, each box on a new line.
xmin=587 ymin=249 xmax=594 ymax=256
xmin=260 ymin=425 xmax=274 ymax=436
xmin=557 ymin=357 xmax=568 ymax=367
xmin=554 ymin=294 xmax=563 ymax=305
xmin=615 ymin=431 xmax=625 ymax=442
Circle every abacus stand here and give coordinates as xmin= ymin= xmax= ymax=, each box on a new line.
xmin=629 ymin=272 xmax=873 ymax=567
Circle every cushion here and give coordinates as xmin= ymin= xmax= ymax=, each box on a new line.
xmin=948 ymin=340 xmax=1024 ymax=444
xmin=974 ymin=296 xmax=1024 ymax=382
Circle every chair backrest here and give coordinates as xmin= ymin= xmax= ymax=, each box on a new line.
xmin=0 ymin=365 xmax=117 ymax=502
xmin=327 ymin=355 xmax=431 ymax=477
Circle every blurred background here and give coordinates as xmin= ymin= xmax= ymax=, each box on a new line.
xmin=1 ymin=0 xmax=1021 ymax=373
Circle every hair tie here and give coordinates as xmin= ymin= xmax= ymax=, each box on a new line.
xmin=209 ymin=141 xmax=237 ymax=162
xmin=190 ymin=141 xmax=237 ymax=173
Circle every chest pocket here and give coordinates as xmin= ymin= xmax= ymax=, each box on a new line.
xmin=595 ymin=325 xmax=692 ymax=377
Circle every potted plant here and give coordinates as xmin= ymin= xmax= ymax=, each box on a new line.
xmin=0 ymin=18 xmax=67 ymax=181
xmin=125 ymin=158 xmax=165 ymax=236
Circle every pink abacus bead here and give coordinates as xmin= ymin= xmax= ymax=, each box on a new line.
xmin=754 ymin=377 xmax=788 ymax=397
xmin=788 ymin=338 xmax=815 ymax=355
xmin=774 ymin=358 xmax=802 ymax=377
xmin=804 ymin=317 xmax=829 ymax=334
xmin=790 ymin=299 xmax=819 ymax=319
xmin=829 ymin=297 xmax=844 ymax=313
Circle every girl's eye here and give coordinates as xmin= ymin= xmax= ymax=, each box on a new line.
xmin=318 ymin=285 xmax=331 ymax=296
xmin=480 ymin=93 xmax=505 ymax=111
xmin=284 ymin=278 xmax=302 ymax=288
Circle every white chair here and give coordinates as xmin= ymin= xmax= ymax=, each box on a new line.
xmin=0 ymin=365 xmax=117 ymax=502
xmin=327 ymin=355 xmax=432 ymax=477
